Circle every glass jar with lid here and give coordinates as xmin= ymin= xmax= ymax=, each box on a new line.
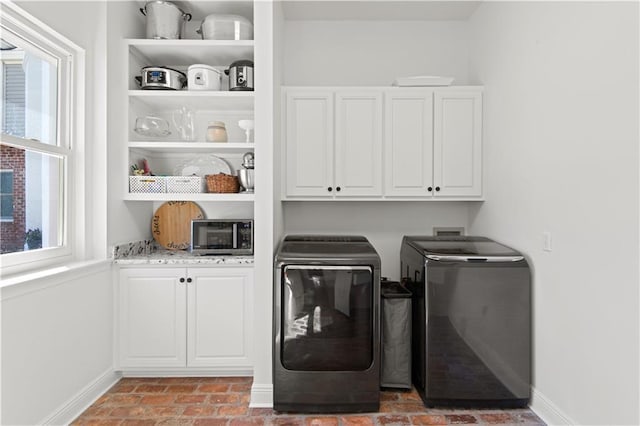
xmin=206 ymin=121 xmax=228 ymax=142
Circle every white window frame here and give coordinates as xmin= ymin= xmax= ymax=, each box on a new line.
xmin=0 ymin=2 xmax=85 ymax=276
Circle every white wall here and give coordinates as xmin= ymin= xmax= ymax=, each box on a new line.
xmin=284 ymin=202 xmax=470 ymax=279
xmin=1 ymin=265 xmax=114 ymax=425
xmin=468 ymin=2 xmax=639 ymax=424
xmin=250 ymin=0 xmax=279 ymax=406
xmin=273 ymin=4 xmax=285 ymax=245
xmin=107 ymin=1 xmax=153 ymax=248
xmin=284 ymin=20 xmax=470 ymax=86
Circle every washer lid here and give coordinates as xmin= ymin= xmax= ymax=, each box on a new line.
xmin=405 ymin=236 xmax=523 ymax=260
xmin=284 ymin=235 xmax=368 ymax=243
xmin=276 ymin=235 xmax=380 ymax=265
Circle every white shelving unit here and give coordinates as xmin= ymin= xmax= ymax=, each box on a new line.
xmin=125 ymin=37 xmax=255 ymax=202
xmin=128 ymin=39 xmax=254 ymax=65
xmin=128 ymin=90 xmax=255 ymax=110
xmin=124 ymin=192 xmax=255 ymax=202
xmin=128 ymin=142 xmax=255 ymax=153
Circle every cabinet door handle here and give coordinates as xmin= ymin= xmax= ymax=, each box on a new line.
xmin=336 ymin=186 xmax=341 ymax=192
xmin=186 ymin=277 xmax=192 ymax=283
xmin=179 ymin=278 xmax=185 ymax=283
xmin=428 ymin=187 xmax=433 ymax=192
xmin=435 ymin=186 xmax=441 ymax=192
xmin=327 ymin=187 xmax=333 ymax=192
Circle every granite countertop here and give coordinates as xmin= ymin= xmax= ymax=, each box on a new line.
xmin=112 ymin=240 xmax=254 ymax=266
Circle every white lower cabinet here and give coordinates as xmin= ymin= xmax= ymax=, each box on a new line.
xmin=118 ymin=266 xmax=253 ymax=373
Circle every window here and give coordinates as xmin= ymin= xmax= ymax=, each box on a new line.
xmin=1 ymin=2 xmax=84 ymax=273
xmin=2 ymin=61 xmax=25 ymax=137
xmin=0 ymin=169 xmax=13 ymax=221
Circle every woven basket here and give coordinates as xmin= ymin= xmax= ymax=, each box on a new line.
xmin=205 ymin=173 xmax=239 ymax=193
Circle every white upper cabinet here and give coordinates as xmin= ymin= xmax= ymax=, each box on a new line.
xmin=283 ymin=86 xmax=483 ymax=201
xmin=284 ymin=88 xmax=383 ymax=198
xmin=433 ymin=90 xmax=483 ymax=197
xmin=385 ymin=88 xmax=483 ymax=199
xmin=384 ymin=90 xmax=434 ymax=196
xmin=284 ymin=90 xmax=334 ymax=197
xmin=335 ymin=91 xmax=383 ymax=197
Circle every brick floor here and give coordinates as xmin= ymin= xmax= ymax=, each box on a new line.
xmin=72 ymin=377 xmax=546 ymax=426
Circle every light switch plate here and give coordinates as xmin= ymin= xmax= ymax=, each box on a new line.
xmin=543 ymin=232 xmax=552 ymax=252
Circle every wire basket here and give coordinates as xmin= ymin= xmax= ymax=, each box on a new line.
xmin=166 ymin=176 xmax=203 ymax=193
xmin=205 ymin=173 xmax=239 ymax=193
xmin=129 ymin=176 xmax=166 ymax=193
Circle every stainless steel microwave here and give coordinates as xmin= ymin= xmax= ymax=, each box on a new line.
xmin=190 ymin=219 xmax=253 ymax=255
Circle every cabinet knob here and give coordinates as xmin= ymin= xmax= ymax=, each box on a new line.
xmin=186 ymin=277 xmax=192 ymax=283
xmin=328 ymin=187 xmax=333 ymax=192
xmin=336 ymin=186 xmax=341 ymax=192
xmin=435 ymin=186 xmax=441 ymax=192
xmin=428 ymin=187 xmax=433 ymax=192
xmin=179 ymin=278 xmax=185 ymax=283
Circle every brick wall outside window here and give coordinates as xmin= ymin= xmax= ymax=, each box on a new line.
xmin=1 ymin=145 xmax=26 ymax=253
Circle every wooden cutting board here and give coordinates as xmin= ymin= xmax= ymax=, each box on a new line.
xmin=152 ymin=201 xmax=204 ymax=250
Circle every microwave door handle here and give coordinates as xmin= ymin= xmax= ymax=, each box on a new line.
xmin=233 ymin=223 xmax=238 ymax=248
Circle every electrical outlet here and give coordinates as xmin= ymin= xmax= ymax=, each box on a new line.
xmin=543 ymin=232 xmax=552 ymax=252
xmin=433 ymin=227 xmax=465 ymax=237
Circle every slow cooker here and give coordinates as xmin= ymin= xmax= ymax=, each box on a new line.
xmin=136 ymin=66 xmax=187 ymax=90
xmin=225 ymin=60 xmax=254 ymax=91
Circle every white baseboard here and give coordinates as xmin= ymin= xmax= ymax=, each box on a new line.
xmin=250 ymin=383 xmax=273 ymax=408
xmin=530 ymin=387 xmax=575 ymax=425
xmin=119 ymin=367 xmax=253 ymax=377
xmin=41 ymin=368 xmax=121 ymax=425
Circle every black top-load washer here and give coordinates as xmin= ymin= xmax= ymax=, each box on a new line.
xmin=274 ymin=235 xmax=381 ymax=413
xmin=401 ymin=236 xmax=531 ymax=408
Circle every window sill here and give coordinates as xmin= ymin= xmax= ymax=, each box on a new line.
xmin=0 ymin=259 xmax=111 ymax=300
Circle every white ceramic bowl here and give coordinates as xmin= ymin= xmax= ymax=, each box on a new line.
xmin=134 ymin=116 xmax=171 ymax=137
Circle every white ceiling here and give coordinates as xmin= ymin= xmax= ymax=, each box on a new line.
xmin=281 ymin=0 xmax=482 ymax=21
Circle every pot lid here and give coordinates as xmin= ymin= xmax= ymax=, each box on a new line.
xmin=188 ymin=64 xmax=222 ymax=74
xmin=143 ymin=0 xmax=189 ymax=16
xmin=228 ymin=59 xmax=254 ymax=68
xmin=202 ymin=14 xmax=252 ymax=25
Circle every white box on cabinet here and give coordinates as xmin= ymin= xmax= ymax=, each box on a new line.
xmin=166 ymin=176 xmax=203 ymax=193
xmin=129 ymin=176 xmax=166 ymax=193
